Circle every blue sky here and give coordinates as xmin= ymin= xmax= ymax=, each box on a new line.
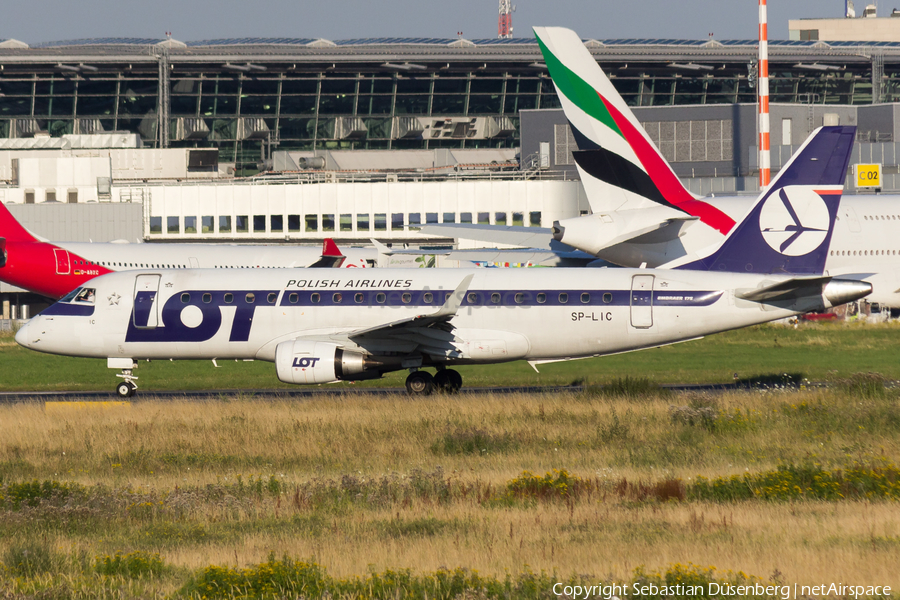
xmin=5 ymin=0 xmax=852 ymax=44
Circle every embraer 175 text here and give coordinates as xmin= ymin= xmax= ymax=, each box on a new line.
xmin=16 ymin=126 xmax=870 ymax=397
xmin=0 ymin=202 xmax=377 ymax=299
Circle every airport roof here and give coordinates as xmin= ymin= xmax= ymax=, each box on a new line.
xmin=2 ymin=36 xmax=897 ymax=66
xmin=13 ymin=36 xmax=900 ymax=48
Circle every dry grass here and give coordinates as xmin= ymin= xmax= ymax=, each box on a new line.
xmin=1 ymin=390 xmax=900 ymax=593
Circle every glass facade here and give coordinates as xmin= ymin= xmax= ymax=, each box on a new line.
xmin=0 ymin=39 xmax=892 ymax=172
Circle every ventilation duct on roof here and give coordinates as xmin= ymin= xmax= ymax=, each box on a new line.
xmin=483 ymin=116 xmax=516 ymax=138
xmin=391 ymin=116 xmax=424 ymax=139
xmin=172 ymin=117 xmax=210 ymax=141
xmin=237 ymin=117 xmax=270 ymax=140
xmin=334 ymin=117 xmax=367 ymax=139
xmin=74 ymin=118 xmax=105 ymax=135
xmin=15 ymin=119 xmax=45 ymax=138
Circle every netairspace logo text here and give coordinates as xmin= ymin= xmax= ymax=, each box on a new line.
xmin=552 ymin=582 xmax=892 ymax=599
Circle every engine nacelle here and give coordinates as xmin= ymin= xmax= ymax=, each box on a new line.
xmin=275 ymin=340 xmax=371 ymax=384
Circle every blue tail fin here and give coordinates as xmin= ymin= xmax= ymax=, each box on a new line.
xmin=674 ymin=126 xmax=856 ymax=275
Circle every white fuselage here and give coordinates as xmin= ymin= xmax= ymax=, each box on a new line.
xmin=17 ymin=267 xmax=838 ymax=375
xmin=54 ymin=241 xmax=377 ymax=271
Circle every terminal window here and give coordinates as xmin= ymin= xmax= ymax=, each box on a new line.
xmin=167 ymin=216 xmax=180 ymax=234
xmin=218 ymin=216 xmax=232 ymax=233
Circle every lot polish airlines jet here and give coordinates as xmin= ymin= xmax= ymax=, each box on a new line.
xmin=16 ymin=126 xmax=870 ymax=397
xmin=425 ymin=26 xmax=900 ymax=306
xmin=0 ymin=202 xmax=377 ymax=300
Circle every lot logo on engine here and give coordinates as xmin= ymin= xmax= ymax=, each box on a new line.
xmin=293 ymin=357 xmax=321 ymax=368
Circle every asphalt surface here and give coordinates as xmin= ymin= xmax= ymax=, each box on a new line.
xmin=0 ymin=381 xmax=819 ymax=403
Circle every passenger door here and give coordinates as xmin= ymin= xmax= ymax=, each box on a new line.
xmin=133 ymin=274 xmax=161 ymax=328
xmin=630 ymin=274 xmax=654 ymax=328
xmin=53 ymin=248 xmax=70 ymax=275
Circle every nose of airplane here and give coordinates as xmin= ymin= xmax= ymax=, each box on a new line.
xmin=15 ymin=320 xmax=34 ymax=349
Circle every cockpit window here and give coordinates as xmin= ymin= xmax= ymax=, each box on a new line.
xmin=60 ymin=288 xmax=82 ymax=303
xmin=74 ymin=288 xmax=96 ymax=304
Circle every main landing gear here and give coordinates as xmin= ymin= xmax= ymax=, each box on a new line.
xmin=405 ymin=368 xmax=462 ymax=396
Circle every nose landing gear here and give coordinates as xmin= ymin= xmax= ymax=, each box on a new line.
xmin=108 ymin=358 xmax=138 ymax=398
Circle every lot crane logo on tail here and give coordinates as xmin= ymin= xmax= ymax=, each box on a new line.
xmin=759 ymin=187 xmax=831 ymax=256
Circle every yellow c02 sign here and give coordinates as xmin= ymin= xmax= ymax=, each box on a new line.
xmin=856 ymin=163 xmax=882 ymax=188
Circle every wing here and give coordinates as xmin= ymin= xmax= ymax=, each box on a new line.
xmin=345 ymin=274 xmax=474 ymax=358
xmin=420 ymin=223 xmax=558 ymax=249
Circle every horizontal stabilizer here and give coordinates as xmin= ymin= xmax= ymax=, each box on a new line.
xmin=420 ymin=223 xmax=556 ymax=249
xmin=737 ymin=276 xmax=833 ymax=302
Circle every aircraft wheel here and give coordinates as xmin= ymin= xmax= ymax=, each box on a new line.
xmin=116 ymin=381 xmax=136 ymax=398
xmin=434 ymin=369 xmax=463 ymax=394
xmin=405 ymin=371 xmax=435 ymax=396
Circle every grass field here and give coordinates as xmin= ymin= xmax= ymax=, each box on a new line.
xmin=2 ymin=323 xmax=900 ymax=598
xmin=1 ymin=383 xmax=899 ymax=598
xmin=3 ymin=321 xmax=900 ymax=392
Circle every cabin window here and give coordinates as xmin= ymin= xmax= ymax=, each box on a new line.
xmin=202 ymin=293 xmax=212 ymax=303
xmin=537 ymin=293 xmax=546 ymax=304
xmin=245 ymin=293 xmax=255 ymax=304
xmin=267 ymin=293 xmax=277 ymax=304
xmin=467 ymin=292 xmax=479 ymax=304
xmin=603 ymin=293 xmax=613 ymax=304
xmin=224 ymin=293 xmax=233 ymax=304
xmin=491 ymin=293 xmax=501 ymax=304
xmin=376 ymin=292 xmax=386 ymax=303
xmin=354 ymin=293 xmax=364 ymax=303
xmin=401 ymin=293 xmax=411 ymax=303
xmin=332 ymin=293 xmax=343 ymax=303
xmin=559 ymin=293 xmax=568 ymax=304
xmin=310 ymin=293 xmax=320 ymax=304
xmin=515 ymin=293 xmax=525 ymax=304
xmin=181 ymin=293 xmax=190 ymax=303
xmin=423 ymin=292 xmax=433 ymax=303
xmin=581 ymin=293 xmax=590 ymax=303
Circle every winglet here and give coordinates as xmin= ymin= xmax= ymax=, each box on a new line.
xmin=370 ymin=238 xmax=393 ymax=255
xmin=433 ymin=274 xmax=474 ymax=318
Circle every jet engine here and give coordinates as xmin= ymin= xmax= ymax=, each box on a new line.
xmin=274 ymin=340 xmax=376 ymax=384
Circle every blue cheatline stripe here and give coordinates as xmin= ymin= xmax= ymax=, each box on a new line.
xmin=278 ymin=289 xmax=723 ymax=308
xmin=40 ymin=302 xmax=95 ymax=317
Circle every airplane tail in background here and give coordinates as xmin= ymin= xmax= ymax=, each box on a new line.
xmin=309 ymin=238 xmax=347 ymax=269
xmin=671 ymin=126 xmax=856 ymax=276
xmin=534 ymin=26 xmax=736 ymax=234
xmin=0 ymin=200 xmax=39 ymax=244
